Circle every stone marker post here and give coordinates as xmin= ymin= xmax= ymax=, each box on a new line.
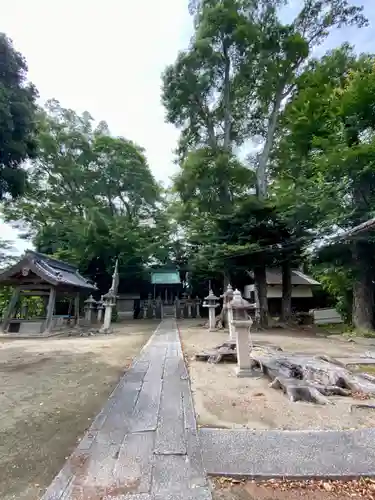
xmin=203 ymin=289 xmax=219 ymax=331
xmin=84 ymin=295 xmax=96 ymax=324
xmin=147 ymin=293 xmax=154 ymax=319
xmin=142 ymin=299 xmax=148 ymax=319
xmin=175 ymin=297 xmax=181 ymax=319
xmin=180 ymin=292 xmax=187 ymax=318
xmin=187 ymin=295 xmax=193 ymax=318
xmin=155 ymin=296 xmax=163 ymax=319
xmin=222 ymin=284 xmax=234 ymax=340
xmin=97 ymin=295 xmax=104 ymax=322
xmin=194 ymin=297 xmax=201 ymax=318
xmin=231 ymin=289 xmax=254 ymax=377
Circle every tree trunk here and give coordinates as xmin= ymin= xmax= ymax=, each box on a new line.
xmin=352 ymin=240 xmax=374 ymax=331
xmin=351 ymin=179 xmax=374 ymax=331
xmin=219 ymin=271 xmax=231 ymax=327
xmin=254 ymin=265 xmax=268 ymax=328
xmin=256 ymin=88 xmax=283 ymax=200
xmin=222 ymin=39 xmax=231 ymax=151
xmin=281 ymin=259 xmax=292 ymax=322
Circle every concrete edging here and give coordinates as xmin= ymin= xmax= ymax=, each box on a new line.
xmin=199 ymin=427 xmax=375 ymax=479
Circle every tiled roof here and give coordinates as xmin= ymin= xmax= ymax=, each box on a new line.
xmin=247 ymin=268 xmax=320 ymax=286
xmin=0 ymin=250 xmax=97 ymax=290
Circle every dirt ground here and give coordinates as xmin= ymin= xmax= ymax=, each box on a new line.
xmin=179 ymin=320 xmax=375 ymax=431
xmin=0 ymin=320 xmax=158 ymax=500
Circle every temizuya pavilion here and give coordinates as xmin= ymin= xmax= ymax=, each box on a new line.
xmin=0 ymin=250 xmax=96 ymax=336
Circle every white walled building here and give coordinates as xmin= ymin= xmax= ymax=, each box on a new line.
xmin=244 ymin=269 xmax=320 ymax=315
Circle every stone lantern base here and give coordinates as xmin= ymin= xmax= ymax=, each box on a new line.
xmin=235 ymin=366 xmax=258 ymax=378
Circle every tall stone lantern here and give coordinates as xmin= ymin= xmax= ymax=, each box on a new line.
xmin=203 ymin=289 xmax=220 ymax=331
xmin=222 ymin=284 xmax=235 ymax=340
xmin=84 ymin=294 xmax=97 ymax=324
xmin=231 ymin=289 xmax=254 ymax=377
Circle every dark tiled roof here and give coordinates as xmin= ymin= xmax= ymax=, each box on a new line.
xmin=0 ymin=250 xmax=97 ymax=290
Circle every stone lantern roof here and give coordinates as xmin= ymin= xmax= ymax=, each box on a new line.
xmin=205 ymin=289 xmax=219 ymax=302
xmin=84 ymin=294 xmax=96 ymax=305
xmin=231 ymin=289 xmax=253 ymax=310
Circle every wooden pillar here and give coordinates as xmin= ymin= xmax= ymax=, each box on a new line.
xmin=2 ymin=286 xmax=20 ymax=332
xmin=74 ymin=292 xmax=80 ymax=325
xmin=44 ymin=287 xmax=56 ymax=333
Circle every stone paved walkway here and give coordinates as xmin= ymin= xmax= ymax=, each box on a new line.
xmin=42 ymin=319 xmax=212 ymax=500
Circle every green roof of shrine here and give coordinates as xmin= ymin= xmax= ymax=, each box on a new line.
xmin=150 ymin=269 xmax=181 ymax=285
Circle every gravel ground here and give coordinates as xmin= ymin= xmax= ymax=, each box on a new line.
xmin=0 ymin=320 xmax=157 ymax=500
xmin=211 ymin=479 xmax=373 ymax=499
xmin=179 ymin=320 xmax=375 ymax=431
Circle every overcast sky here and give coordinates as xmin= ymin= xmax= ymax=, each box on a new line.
xmin=1 ymin=0 xmax=374 ymax=254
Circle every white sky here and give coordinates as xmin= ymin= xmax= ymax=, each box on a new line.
xmin=0 ymin=0 xmax=374 ymax=254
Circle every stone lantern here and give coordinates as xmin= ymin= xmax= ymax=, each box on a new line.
xmin=84 ymin=294 xmax=97 ymax=324
xmin=203 ymin=289 xmax=220 ymax=331
xmin=230 ymin=289 xmax=254 ymax=377
xmin=222 ymin=284 xmax=235 ymax=340
xmin=97 ymin=295 xmax=104 ymax=322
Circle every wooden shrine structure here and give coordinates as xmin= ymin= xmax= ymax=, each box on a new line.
xmin=0 ymin=250 xmax=97 ymax=336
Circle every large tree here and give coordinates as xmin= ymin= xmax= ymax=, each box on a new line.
xmin=162 ymin=0 xmax=367 ymax=326
xmin=274 ymin=46 xmax=375 ymax=330
xmin=0 ymin=34 xmax=38 ymax=199
xmin=3 ymin=100 xmax=167 ymax=293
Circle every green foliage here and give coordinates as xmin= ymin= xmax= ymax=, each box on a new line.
xmin=1 ymin=1 xmax=372 ymax=326
xmin=0 ymin=34 xmax=38 ymax=199
xmin=3 ymin=100 xmax=169 ymax=293
xmin=274 ymin=45 xmax=375 ymax=327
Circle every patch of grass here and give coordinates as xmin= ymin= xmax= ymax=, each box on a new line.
xmin=356 ymin=364 xmax=375 ymax=374
xmin=317 ymin=323 xmax=346 ymax=333
xmin=344 ymin=328 xmax=375 ymax=339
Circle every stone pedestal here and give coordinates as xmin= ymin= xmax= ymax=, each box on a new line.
xmin=203 ymin=289 xmax=219 ymax=331
xmin=194 ymin=298 xmax=201 ymax=318
xmin=232 ymin=321 xmax=254 ymax=377
xmin=227 ymin=302 xmax=234 ymax=340
xmin=143 ymin=300 xmax=148 ymax=319
xmin=100 ymin=289 xmax=115 ymax=334
xmin=222 ymin=284 xmax=234 ymax=339
xmin=175 ymin=298 xmax=181 ymax=319
xmin=209 ymin=307 xmax=216 ymax=331
xmin=101 ymin=303 xmax=113 ymax=333
xmin=155 ymin=298 xmax=163 ymax=319
xmin=147 ymin=294 xmax=153 ymax=319
xmin=186 ymin=296 xmax=193 ymax=318
xmin=231 ymin=289 xmax=254 ymax=377
xmin=97 ymin=296 xmax=104 ymax=322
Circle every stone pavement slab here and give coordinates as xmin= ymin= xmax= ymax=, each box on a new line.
xmin=200 ymin=428 xmax=375 ymax=479
xmin=42 ymin=319 xmax=211 ymax=500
